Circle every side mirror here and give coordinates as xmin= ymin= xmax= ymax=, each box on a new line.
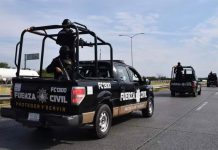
xmin=142 ymin=77 xmax=151 ymax=85
xmin=146 ymin=78 xmax=151 ymax=85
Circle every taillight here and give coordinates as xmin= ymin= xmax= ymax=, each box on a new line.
xmin=71 ymin=87 xmax=86 ymax=105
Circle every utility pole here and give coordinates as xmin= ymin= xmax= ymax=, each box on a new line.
xmin=119 ymin=33 xmax=144 ymax=66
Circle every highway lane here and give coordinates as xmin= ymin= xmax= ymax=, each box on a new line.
xmin=0 ymin=87 xmax=218 ymax=150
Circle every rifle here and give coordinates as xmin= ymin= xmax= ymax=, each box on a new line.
xmin=58 ymin=58 xmax=71 ymax=80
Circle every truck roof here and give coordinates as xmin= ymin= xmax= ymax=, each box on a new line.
xmin=79 ymin=60 xmax=125 ymax=65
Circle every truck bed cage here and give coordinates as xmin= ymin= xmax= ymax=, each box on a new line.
xmin=15 ymin=21 xmax=113 ymax=79
xmin=171 ymin=66 xmax=196 ymax=80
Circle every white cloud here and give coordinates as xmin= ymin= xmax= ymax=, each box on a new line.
xmin=183 ymin=16 xmax=218 ymax=48
xmin=0 ymin=14 xmax=26 ymax=37
xmin=87 ymin=15 xmax=113 ymax=24
xmin=114 ymin=12 xmax=159 ymax=33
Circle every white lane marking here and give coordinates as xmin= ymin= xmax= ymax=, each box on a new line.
xmin=196 ymin=102 xmax=208 ymax=111
xmin=215 ymin=92 xmax=218 ymax=95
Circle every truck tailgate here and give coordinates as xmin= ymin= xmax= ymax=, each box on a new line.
xmin=11 ymin=78 xmax=77 ymax=115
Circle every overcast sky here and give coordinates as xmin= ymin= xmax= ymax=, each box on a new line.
xmin=1 ymin=0 xmax=218 ymax=77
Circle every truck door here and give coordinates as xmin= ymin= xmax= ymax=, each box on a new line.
xmin=126 ymin=67 xmax=147 ymax=103
xmin=116 ymin=65 xmax=135 ymax=104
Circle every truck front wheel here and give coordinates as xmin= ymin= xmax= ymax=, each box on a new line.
xmin=142 ymin=97 xmax=154 ymax=118
xmin=94 ymin=104 xmax=112 ymax=138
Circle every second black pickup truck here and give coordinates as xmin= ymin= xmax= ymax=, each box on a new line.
xmin=1 ymin=20 xmax=154 ymax=138
xmin=207 ymin=72 xmax=218 ymax=87
xmin=170 ymin=66 xmax=201 ymax=97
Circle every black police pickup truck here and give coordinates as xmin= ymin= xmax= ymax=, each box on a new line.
xmin=207 ymin=72 xmax=218 ymax=87
xmin=170 ymin=66 xmax=201 ymax=97
xmin=1 ymin=21 xmax=154 ymax=138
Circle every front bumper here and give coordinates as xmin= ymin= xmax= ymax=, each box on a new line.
xmin=0 ymin=108 xmax=82 ymax=127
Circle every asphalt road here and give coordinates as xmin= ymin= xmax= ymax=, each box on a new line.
xmin=0 ymin=87 xmax=218 ymax=150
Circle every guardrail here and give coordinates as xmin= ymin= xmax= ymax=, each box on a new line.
xmin=0 ymin=84 xmax=11 ymax=101
xmin=0 ymin=95 xmax=10 ymax=108
xmin=0 ymin=95 xmax=10 ymax=100
xmin=152 ymin=84 xmax=169 ymax=89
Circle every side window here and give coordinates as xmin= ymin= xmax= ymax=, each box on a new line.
xmin=116 ymin=66 xmax=130 ymax=82
xmin=127 ymin=68 xmax=141 ymax=82
xmin=99 ymin=69 xmax=110 ymax=78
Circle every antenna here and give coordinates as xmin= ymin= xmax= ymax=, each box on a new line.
xmin=99 ymin=49 xmax=101 ymax=60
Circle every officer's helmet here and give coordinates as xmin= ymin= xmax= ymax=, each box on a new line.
xmin=62 ymin=19 xmax=72 ymax=26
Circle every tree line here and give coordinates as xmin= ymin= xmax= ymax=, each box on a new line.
xmin=0 ymin=62 xmax=10 ymax=68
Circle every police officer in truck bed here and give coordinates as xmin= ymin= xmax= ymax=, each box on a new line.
xmin=56 ymin=19 xmax=87 ymax=61
xmin=174 ymin=62 xmax=183 ymax=81
xmin=56 ymin=19 xmax=76 ymax=49
xmin=46 ymin=46 xmax=73 ymax=80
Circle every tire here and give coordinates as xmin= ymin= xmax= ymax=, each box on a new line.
xmin=192 ymin=89 xmax=197 ymax=97
xmin=37 ymin=126 xmax=49 ymax=130
xmin=142 ymin=97 xmax=154 ymax=118
xmin=93 ymin=104 xmax=112 ymax=139
xmin=171 ymin=91 xmax=175 ymax=97
xmin=198 ymin=89 xmax=201 ymax=95
xmin=36 ymin=125 xmax=50 ymax=132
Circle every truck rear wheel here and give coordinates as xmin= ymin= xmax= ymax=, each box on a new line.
xmin=198 ymin=89 xmax=201 ymax=95
xmin=142 ymin=97 xmax=154 ymax=118
xmin=37 ymin=126 xmax=50 ymax=131
xmin=171 ymin=91 xmax=175 ymax=97
xmin=192 ymin=89 xmax=197 ymax=97
xmin=94 ymin=104 xmax=112 ymax=138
